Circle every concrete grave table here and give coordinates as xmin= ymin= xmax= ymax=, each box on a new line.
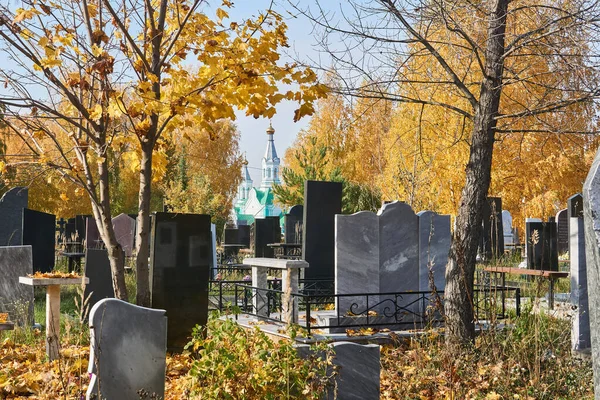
xmin=19 ymin=276 xmax=89 ymax=361
xmin=242 ymin=258 xmax=308 ymax=324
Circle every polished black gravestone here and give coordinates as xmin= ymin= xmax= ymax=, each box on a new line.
xmin=84 ymin=249 xmax=115 ymax=310
xmin=569 ymin=193 xmax=584 ymax=220
xmin=0 ymin=187 xmax=28 ymax=246
xmin=252 ymin=217 xmax=281 ymax=258
xmin=556 ymin=209 xmax=569 ymax=254
xmin=526 ymin=221 xmax=558 ymax=271
xmin=224 ymin=228 xmax=239 ymax=245
xmin=22 ymin=209 xmax=56 ymax=273
xmin=284 ymin=205 xmax=304 ymax=244
xmin=302 ymin=181 xmax=343 ymax=285
xmin=150 ymin=212 xmax=211 ymax=351
xmin=480 ymin=197 xmax=504 ymax=260
xmin=238 ymin=225 xmax=250 ymax=248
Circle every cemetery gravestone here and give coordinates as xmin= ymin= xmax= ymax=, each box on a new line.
xmin=417 ymin=211 xmax=451 ymax=292
xmin=76 ymin=215 xmax=90 ymax=243
xmin=296 ymin=342 xmax=380 ymax=400
xmin=0 ymin=187 xmax=28 ymax=246
xmin=86 ymin=298 xmax=167 ymax=400
xmin=22 ymin=209 xmax=55 ymax=273
xmin=252 ymin=218 xmax=281 ymax=258
xmin=481 ymin=197 xmax=504 ymax=260
xmin=150 ymin=212 xmax=211 ymax=351
xmin=526 ymin=221 xmax=559 ymax=271
xmin=379 ymin=201 xmax=419 ymax=294
xmin=570 ymin=208 xmax=590 ymax=353
xmin=557 ymin=209 xmax=569 ymax=255
xmin=112 ymin=213 xmax=136 ymax=257
xmin=284 ymin=205 xmax=304 ymax=244
xmin=303 ymin=181 xmax=342 ymax=286
xmin=582 ymin=150 xmax=600 ymax=396
xmin=335 ymin=211 xmax=380 ymax=313
xmin=334 ymin=203 xmax=450 ymax=320
xmin=502 ymin=210 xmax=514 ymax=247
xmin=569 ymin=193 xmax=584 ymax=220
xmin=85 ymin=217 xmax=102 ymax=249
xmin=0 ymin=245 xmax=34 ymax=325
xmin=84 ymin=249 xmax=115 ymax=310
xmin=224 ymin=228 xmax=240 ymax=245
xmin=238 ymin=225 xmax=251 ymax=248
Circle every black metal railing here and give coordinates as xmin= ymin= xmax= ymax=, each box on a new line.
xmin=226 ymin=283 xmax=521 ymax=335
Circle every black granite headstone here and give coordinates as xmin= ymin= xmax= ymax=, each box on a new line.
xmin=302 ymin=181 xmax=343 ymax=284
xmin=526 ymin=221 xmax=559 ymax=271
xmin=481 ymin=197 xmax=504 ymax=260
xmin=238 ymin=225 xmax=250 ymax=248
xmin=150 ymin=212 xmax=210 ymax=351
xmin=284 ymin=205 xmax=304 ymax=244
xmin=568 ymin=193 xmax=584 ymax=220
xmin=65 ymin=217 xmax=77 ymax=242
xmin=22 ymin=209 xmax=56 ymax=273
xmin=252 ymin=217 xmax=281 ymax=258
xmin=76 ymin=215 xmax=90 ymax=242
xmin=84 ymin=249 xmax=115 ymax=310
xmin=224 ymin=228 xmax=239 ymax=244
xmin=0 ymin=187 xmax=28 ymax=246
xmin=556 ymin=209 xmax=569 ymax=254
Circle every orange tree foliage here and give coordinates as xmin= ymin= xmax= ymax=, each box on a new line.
xmin=162 ymin=119 xmax=243 ymax=231
xmin=286 ymin=1 xmax=600 ymax=236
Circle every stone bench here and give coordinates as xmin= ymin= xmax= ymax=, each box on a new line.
xmin=242 ymin=258 xmax=308 ymax=324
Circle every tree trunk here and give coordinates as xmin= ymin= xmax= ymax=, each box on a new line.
xmin=444 ymin=0 xmax=509 ymax=347
xmin=94 ymin=154 xmax=128 ymax=300
xmin=135 ymin=142 xmax=153 ymax=307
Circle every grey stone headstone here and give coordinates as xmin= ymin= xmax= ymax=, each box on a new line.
xmin=0 ymin=187 xmax=28 ymax=246
xmin=0 ymin=245 xmax=34 ymax=325
xmin=570 ymin=216 xmax=590 ymax=353
xmin=502 ymin=210 xmax=514 ymax=246
xmin=84 ymin=249 xmax=115 ymax=310
xmin=526 ymin=221 xmax=558 ymax=271
xmin=22 ymin=208 xmax=55 ymax=273
xmin=296 ymin=342 xmax=380 ymax=400
xmin=85 ymin=217 xmax=102 ymax=249
xmin=150 ymin=212 xmax=210 ymax=351
xmin=303 ymin=181 xmax=343 ymax=287
xmin=557 ymin=209 xmax=569 ymax=254
xmin=112 ymin=213 xmax=136 ymax=257
xmin=86 ymin=298 xmax=167 ymax=400
xmin=378 ymin=201 xmax=419 ymax=294
xmin=417 ymin=211 xmax=451 ymax=292
xmin=583 ymin=150 xmax=600 ymax=396
xmin=335 ymin=212 xmax=380 ymax=314
xmin=285 ymin=205 xmax=304 ymax=244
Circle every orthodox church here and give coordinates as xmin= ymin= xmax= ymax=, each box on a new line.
xmin=232 ymin=124 xmax=283 ymax=226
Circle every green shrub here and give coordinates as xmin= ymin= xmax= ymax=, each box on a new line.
xmin=185 ymin=314 xmax=334 ymax=400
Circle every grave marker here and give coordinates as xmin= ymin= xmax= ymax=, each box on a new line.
xmin=112 ymin=213 xmax=136 ymax=257
xmin=86 ymin=299 xmax=167 ymax=400
xmin=557 ymin=208 xmax=569 ymax=254
xmin=22 ymin=209 xmax=55 ymax=273
xmin=150 ymin=212 xmax=210 ymax=351
xmin=285 ymin=205 xmax=304 ymax=244
xmin=526 ymin=221 xmax=559 ymax=271
xmin=84 ymin=249 xmax=115 ymax=310
xmin=303 ymin=181 xmax=342 ymax=286
xmin=0 ymin=246 xmax=34 ymax=325
xmin=0 ymin=187 xmax=27 ymax=246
